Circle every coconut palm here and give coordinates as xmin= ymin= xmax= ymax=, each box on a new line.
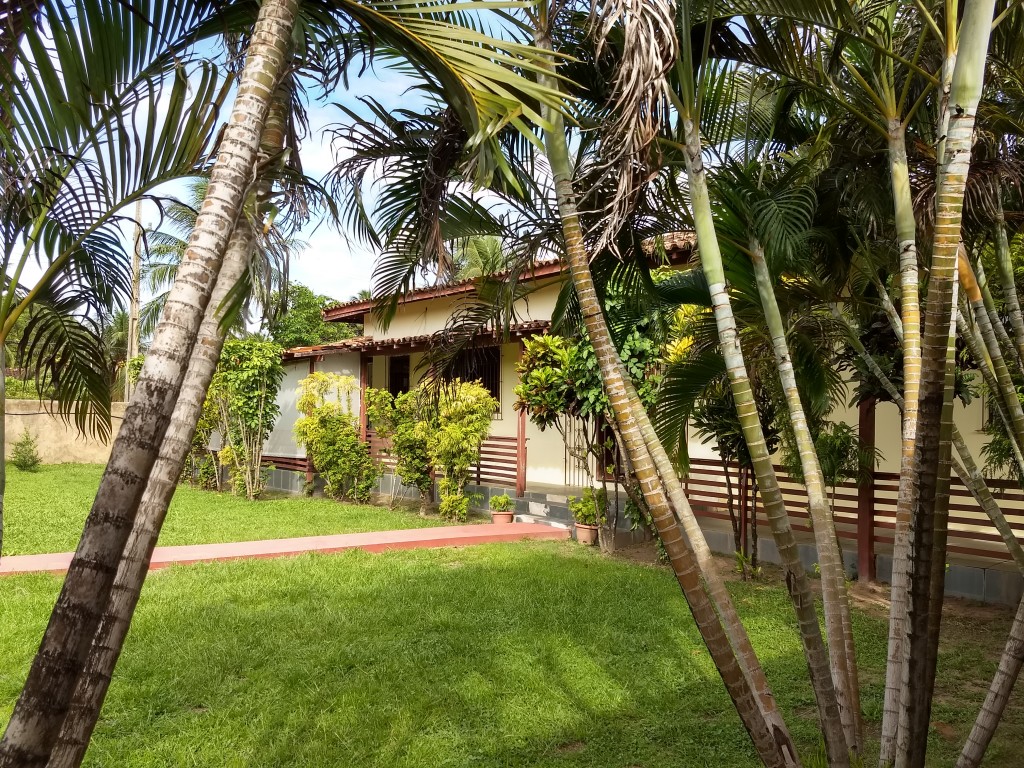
xmin=140 ymin=178 xmax=299 ymax=338
xmin=1 ymin=2 xmax=566 ymax=766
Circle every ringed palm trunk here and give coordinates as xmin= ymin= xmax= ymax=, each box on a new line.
xmin=973 ymin=259 xmax=1019 ymax=371
xmin=49 ymin=66 xmax=293 ymax=759
xmin=0 ymin=343 xmax=5 ymax=561
xmin=993 ymin=192 xmax=1024 ymax=367
xmin=865 ymin=266 xmax=1024 ymax=768
xmin=750 ymin=242 xmax=862 ymax=753
xmin=880 ymin=122 xmax=922 ymax=767
xmin=0 ymin=2 xmax=299 ymax=764
xmin=49 ymin=223 xmax=254 ymax=768
xmin=681 ymin=115 xmax=849 ymax=765
xmin=902 ymin=4 xmax=995 ymax=764
xmin=534 ymin=31 xmax=798 ymax=768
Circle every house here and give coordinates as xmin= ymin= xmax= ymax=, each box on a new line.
xmin=260 ymin=236 xmax=1024 ymax=605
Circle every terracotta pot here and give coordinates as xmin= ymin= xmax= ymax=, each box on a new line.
xmin=575 ymin=523 xmax=598 ymax=545
xmin=490 ymin=511 xmax=515 ymax=524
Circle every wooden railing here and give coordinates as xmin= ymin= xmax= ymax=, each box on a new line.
xmin=683 ymin=456 xmax=1024 ymax=572
xmin=367 ymin=428 xmax=526 ymax=495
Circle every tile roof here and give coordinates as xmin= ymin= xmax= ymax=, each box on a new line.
xmin=322 ymin=231 xmax=697 ymax=323
xmin=282 ymin=320 xmax=551 ymax=361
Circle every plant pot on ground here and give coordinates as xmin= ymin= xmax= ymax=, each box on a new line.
xmin=489 ymin=493 xmax=516 ymax=524
xmin=569 ymin=488 xmax=606 ymax=546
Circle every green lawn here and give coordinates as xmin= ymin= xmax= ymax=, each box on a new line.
xmin=2 ymin=542 xmax=1020 ymax=767
xmin=2 ymin=464 xmax=440 ymax=556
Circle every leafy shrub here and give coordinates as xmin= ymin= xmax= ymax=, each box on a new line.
xmin=569 ymin=487 xmax=607 ymax=526
xmin=209 ymin=339 xmax=284 ymax=500
xmin=365 ymin=388 xmax=434 ymax=513
xmin=427 ymin=381 xmax=498 ymax=521
xmin=489 ymin=493 xmax=514 ymax=512
xmin=295 ymin=372 xmax=380 ymax=503
xmin=9 ymin=428 xmax=41 ymax=471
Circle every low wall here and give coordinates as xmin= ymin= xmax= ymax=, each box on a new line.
xmin=4 ymin=399 xmax=125 ymax=464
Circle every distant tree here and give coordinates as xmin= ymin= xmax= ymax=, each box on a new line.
xmin=265 ymin=284 xmax=358 ymax=348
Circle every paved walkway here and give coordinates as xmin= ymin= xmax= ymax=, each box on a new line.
xmin=0 ymin=522 xmax=570 ymax=576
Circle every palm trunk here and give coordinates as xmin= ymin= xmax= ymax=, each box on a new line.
xmin=993 ymin=192 xmax=1024 ymax=367
xmin=880 ymin=123 xmax=922 ymax=768
xmin=956 ymin=593 xmax=1024 ymax=768
xmin=49 ymin=224 xmax=254 ymax=768
xmin=0 ymin=3 xmax=298 ymax=764
xmin=855 ymin=282 xmax=1024 ymax=768
xmin=956 ymin=309 xmax=1024 ymax=474
xmin=903 ymin=4 xmax=995 ymax=763
xmin=680 ymin=115 xmax=848 ymax=764
xmin=974 ymin=258 xmax=1019 ymax=372
xmin=535 ymin=30 xmax=797 ymax=768
xmin=751 ymin=241 xmax=861 ymax=752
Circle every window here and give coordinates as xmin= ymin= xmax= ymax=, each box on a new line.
xmin=454 ymin=346 xmax=501 ymax=405
xmin=388 ymin=355 xmax=410 ymax=397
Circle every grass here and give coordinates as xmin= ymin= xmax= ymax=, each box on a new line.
xmin=1 ymin=464 xmax=441 ymax=557
xmin=2 ymin=541 xmax=1021 ymax=767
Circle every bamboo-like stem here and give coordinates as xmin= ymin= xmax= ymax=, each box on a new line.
xmin=682 ymin=114 xmax=848 ymax=765
xmin=752 ymin=240 xmax=861 ymax=751
xmin=534 ymin=28 xmax=798 ymax=768
xmin=902 ymin=3 xmax=995 ymax=761
xmin=993 ymin=191 xmax=1024 ymax=368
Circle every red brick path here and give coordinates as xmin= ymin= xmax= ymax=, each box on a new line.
xmin=0 ymin=523 xmax=570 ymax=576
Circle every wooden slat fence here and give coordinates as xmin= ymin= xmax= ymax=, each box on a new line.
xmin=684 ymin=456 xmax=1024 ymax=570
xmin=366 ymin=430 xmax=522 ymax=491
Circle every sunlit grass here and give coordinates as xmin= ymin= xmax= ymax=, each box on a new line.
xmin=2 ymin=464 xmax=437 ymax=556
xmin=2 ymin=541 xmax=1020 ymax=767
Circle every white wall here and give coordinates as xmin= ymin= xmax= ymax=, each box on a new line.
xmin=264 ymin=360 xmax=310 ymax=458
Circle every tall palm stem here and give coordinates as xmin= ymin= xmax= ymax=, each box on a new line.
xmin=993 ymin=191 xmax=1024 ymax=366
xmin=902 ymin=4 xmax=995 ymax=762
xmin=49 ymin=223 xmax=254 ymax=768
xmin=880 ymin=122 xmax=922 ymax=767
xmin=751 ymin=240 xmax=861 ymax=751
xmin=534 ymin=28 xmax=797 ymax=768
xmin=0 ymin=2 xmax=299 ymax=764
xmin=681 ymin=115 xmax=848 ymax=765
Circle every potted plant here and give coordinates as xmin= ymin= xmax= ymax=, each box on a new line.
xmin=489 ymin=493 xmax=516 ymax=524
xmin=569 ymin=487 xmax=606 ymax=545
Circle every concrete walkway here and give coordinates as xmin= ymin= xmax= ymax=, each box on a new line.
xmin=0 ymin=523 xmax=570 ymax=576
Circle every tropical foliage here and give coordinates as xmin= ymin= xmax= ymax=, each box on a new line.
xmin=210 ymin=339 xmax=285 ymax=500
xmin=295 ymin=371 xmax=378 ymax=503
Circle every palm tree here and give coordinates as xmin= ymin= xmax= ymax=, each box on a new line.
xmin=1 ymin=2 xmax=568 ymax=765
xmin=141 ymin=178 xmax=299 ymax=338
xmin=0 ymin=0 xmax=292 ymax=761
xmin=0 ymin=0 xmax=232 ymax=561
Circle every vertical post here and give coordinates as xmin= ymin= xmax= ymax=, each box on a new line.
xmin=739 ymin=465 xmax=749 ymax=559
xmin=857 ymin=396 xmax=877 ymax=581
xmin=516 ymin=406 xmax=527 ymax=497
xmin=305 ymin=356 xmax=316 ymax=484
xmin=358 ymin=353 xmax=369 ymax=442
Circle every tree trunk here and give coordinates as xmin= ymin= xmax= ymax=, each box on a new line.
xmin=956 ymin=593 xmax=1024 ymax=768
xmin=0 ymin=2 xmax=298 ymax=764
xmin=49 ymin=223 xmax=254 ymax=768
xmin=993 ymin=192 xmax=1024 ymax=368
xmin=903 ymin=5 xmax=995 ymax=763
xmin=751 ymin=242 xmax=862 ymax=752
xmin=880 ymin=123 xmax=922 ymax=768
xmin=534 ymin=30 xmax=797 ymax=768
xmin=681 ymin=114 xmax=848 ymax=765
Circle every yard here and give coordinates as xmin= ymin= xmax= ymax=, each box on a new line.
xmin=2 ymin=541 xmax=1022 ymax=767
xmin=1 ymin=464 xmax=439 ymax=557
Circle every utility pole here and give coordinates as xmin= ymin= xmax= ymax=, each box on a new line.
xmin=125 ymin=200 xmax=143 ymax=401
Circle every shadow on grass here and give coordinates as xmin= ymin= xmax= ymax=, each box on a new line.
xmin=1 ymin=541 xmax=1020 ymax=767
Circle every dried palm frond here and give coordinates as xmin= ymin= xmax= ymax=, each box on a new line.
xmin=589 ymin=0 xmax=678 ymax=251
